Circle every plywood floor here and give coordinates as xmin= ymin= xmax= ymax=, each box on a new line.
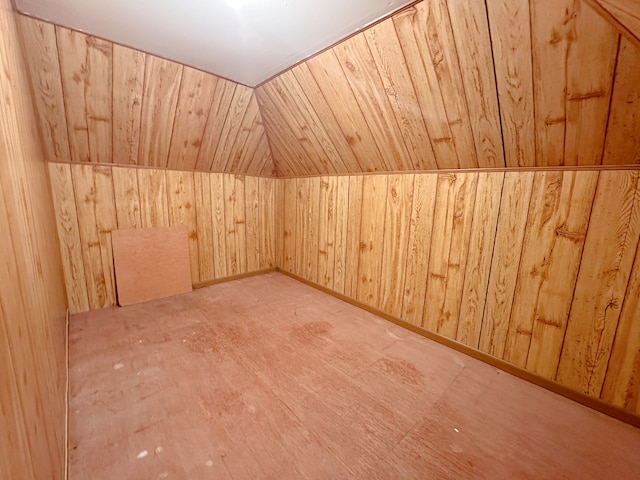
xmin=69 ymin=272 xmax=640 ymax=479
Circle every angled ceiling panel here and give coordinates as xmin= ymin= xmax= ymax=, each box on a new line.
xmin=18 ymin=17 xmax=275 ymax=175
xmin=16 ymin=0 xmax=640 ymax=177
xmin=15 ymin=0 xmax=416 ymax=87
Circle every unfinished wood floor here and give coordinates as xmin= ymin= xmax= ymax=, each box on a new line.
xmin=70 ymin=272 xmax=640 ymax=479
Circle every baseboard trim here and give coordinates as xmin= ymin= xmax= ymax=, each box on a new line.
xmin=193 ymin=267 xmax=278 ymax=290
xmin=275 ymin=268 xmax=640 ymax=429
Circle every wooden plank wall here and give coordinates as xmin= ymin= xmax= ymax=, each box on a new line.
xmin=48 ymin=164 xmax=277 ymax=313
xmin=17 ymin=15 xmax=275 ymax=176
xmin=279 ymin=170 xmax=640 ymax=416
xmin=589 ymin=0 xmax=640 ymax=42
xmin=0 ymin=0 xmax=68 ymax=478
xmin=256 ymin=0 xmax=640 ymax=176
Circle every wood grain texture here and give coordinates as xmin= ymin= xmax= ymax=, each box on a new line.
xmin=486 ymin=0 xmax=535 ymax=167
xmin=20 ymin=2 xmax=640 ymax=175
xmin=423 ymin=173 xmax=478 ymax=339
xmin=356 ymin=175 xmax=388 ymax=306
xmin=456 ymin=172 xmax=504 ymax=347
xmin=166 ymin=170 xmax=199 ymax=283
xmin=507 ymin=171 xmax=598 ymax=373
xmin=277 ymin=170 xmax=640 ymax=415
xmin=401 ymin=173 xmax=438 ymax=326
xmin=393 ymin=6 xmax=460 ymax=168
xmin=71 ymin=165 xmax=118 ymax=309
xmin=479 ymin=172 xmax=534 ymax=357
xmin=167 ymin=67 xmax=218 ymax=170
xmin=137 ymin=56 xmax=182 ymax=167
xmin=563 ymin=3 xmax=619 ymax=166
xmin=317 ymin=176 xmax=338 ymax=288
xmin=137 ymin=168 xmax=169 ymax=228
xmin=601 ymin=242 xmax=640 ymax=415
xmin=557 ymin=170 xmax=640 ymax=396
xmin=112 ymin=166 xmax=142 ymax=229
xmin=50 ymin=165 xmax=277 ymax=311
xmin=223 ymin=174 xmax=247 ymax=275
xmin=111 ymin=227 xmax=192 ymax=306
xmin=57 ymin=27 xmax=113 ymax=164
xmin=595 ymin=0 xmax=640 ymax=41
xmin=48 ymin=163 xmax=90 ymax=313
xmin=112 ymin=45 xmax=145 ymax=165
xmin=16 ymin=16 xmax=70 ymax=163
xmin=603 ymin=38 xmax=640 ymax=165
xmin=447 ymin=0 xmax=505 ymax=168
xmin=364 ymin=21 xmax=437 ymax=170
xmin=1 ymin=1 xmax=67 ymax=477
xmin=19 ymin=15 xmax=272 ymax=176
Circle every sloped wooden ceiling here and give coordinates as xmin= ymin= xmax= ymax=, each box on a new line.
xmin=18 ymin=17 xmax=275 ymax=176
xmin=18 ymin=0 xmax=640 ymax=177
xmin=257 ymin=0 xmax=640 ymax=176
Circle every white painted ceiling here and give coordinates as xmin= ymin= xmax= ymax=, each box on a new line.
xmin=15 ymin=0 xmax=416 ymax=86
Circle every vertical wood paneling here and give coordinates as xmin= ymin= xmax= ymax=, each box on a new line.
xmin=306 ymin=53 xmax=386 ymax=171
xmin=263 ymin=170 xmax=640 ymax=413
xmin=332 ymin=34 xmax=413 ymax=170
xmin=344 ymin=176 xmax=364 ymax=298
xmin=112 ymin=45 xmax=145 ymax=165
xmin=305 ymin=177 xmax=321 ymax=281
xmin=401 ymin=174 xmax=438 ymax=326
xmin=294 ymin=178 xmax=309 ymax=278
xmin=0 ymin=5 xmax=67 ymax=474
xmin=194 ymin=172 xmax=215 ymax=281
xmin=223 ymin=174 xmax=247 ymax=275
xmin=0 ymin=6 xmax=67 ymax=475
xmin=259 ymin=176 xmax=276 ymax=269
xmin=71 ymin=165 xmax=117 ymax=309
xmin=195 ymin=79 xmax=237 ymax=171
xmin=423 ymin=173 xmax=478 ymax=338
xmin=486 ymin=0 xmax=536 ymax=167
xmin=111 ymin=166 xmax=142 ymax=229
xmin=51 ymin=165 xmax=276 ymax=306
xmin=57 ymin=27 xmax=113 ymax=164
xmin=318 ymin=176 xmax=338 ymax=288
xmin=415 ymin=0 xmax=478 ymax=168
xmin=603 ymin=38 xmax=640 ymax=165
xmin=479 ymin=172 xmax=534 ymax=357
xmin=393 ymin=6 xmax=460 ymax=168
xmin=48 ymin=163 xmax=89 ymax=313
xmin=447 ymin=0 xmax=505 ymax=168
xmin=167 ymin=67 xmax=218 ymax=170
xmin=166 ymin=170 xmax=199 ymax=283
xmin=210 ymin=173 xmax=228 ymax=278
xmin=456 ymin=172 xmax=504 ymax=347
xmin=601 ymin=247 xmax=640 ymax=415
xmin=507 ymin=171 xmax=598 ymax=374
xmin=211 ymin=85 xmax=253 ymax=172
xmin=292 ymin=63 xmax=362 ymax=172
xmin=356 ymin=175 xmax=388 ymax=306
xmin=378 ymin=174 xmax=414 ymax=317
xmin=244 ymin=175 xmax=261 ymax=272
xmin=257 ymin=75 xmax=339 ymax=175
xmin=137 ymin=168 xmax=169 ymax=227
xmin=557 ymin=171 xmax=640 ymax=396
xmin=333 ymin=175 xmax=350 ymax=294
xmin=137 ymin=56 xmax=182 ymax=167
xmin=364 ymin=21 xmax=437 ymax=170
xmin=563 ymin=4 xmax=619 ymax=166
xmin=16 ymin=16 xmax=70 ymax=163
xmin=282 ymin=178 xmax=297 ymax=273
